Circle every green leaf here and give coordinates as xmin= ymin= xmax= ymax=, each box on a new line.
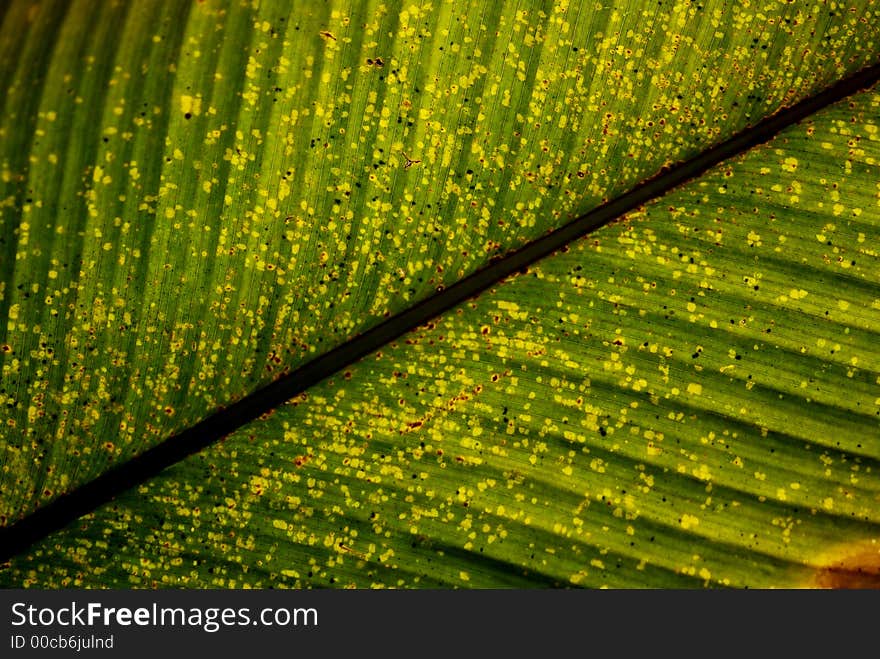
xmin=1 ymin=1 xmax=879 ymax=587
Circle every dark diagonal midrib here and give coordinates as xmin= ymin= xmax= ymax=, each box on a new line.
xmin=2 ymin=62 xmax=879 ymax=565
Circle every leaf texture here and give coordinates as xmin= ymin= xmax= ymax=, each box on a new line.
xmin=2 ymin=1 xmax=880 ymax=528
xmin=3 ymin=81 xmax=878 ymax=588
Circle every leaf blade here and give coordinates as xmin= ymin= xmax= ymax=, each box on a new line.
xmin=4 ymin=81 xmax=878 ymax=588
xmin=4 ymin=0 xmax=880 ymax=527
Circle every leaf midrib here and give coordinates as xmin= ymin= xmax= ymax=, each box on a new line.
xmin=1 ymin=60 xmax=879 ymax=565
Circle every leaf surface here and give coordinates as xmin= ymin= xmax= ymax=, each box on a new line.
xmin=2 ymin=1 xmax=879 ymax=526
xmin=4 ymin=82 xmax=878 ymax=588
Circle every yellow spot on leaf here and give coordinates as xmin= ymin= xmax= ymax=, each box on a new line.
xmin=180 ymin=94 xmax=201 ymax=116
xmin=680 ymin=514 xmax=699 ymax=530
